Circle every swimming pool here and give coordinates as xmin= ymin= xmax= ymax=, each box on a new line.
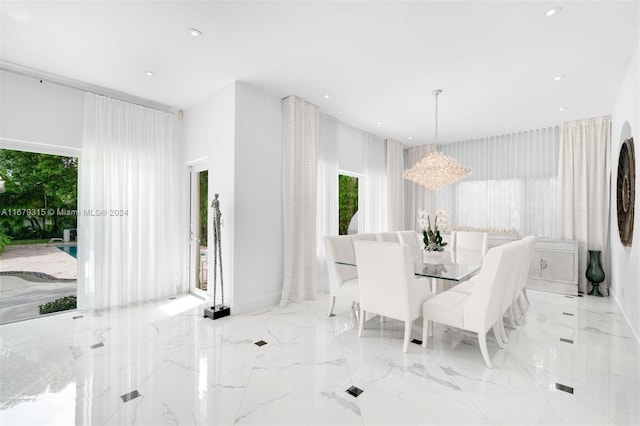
xmin=57 ymin=245 xmax=78 ymax=259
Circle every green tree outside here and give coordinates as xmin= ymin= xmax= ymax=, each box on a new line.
xmin=199 ymin=170 xmax=208 ymax=246
xmin=338 ymin=174 xmax=358 ymax=235
xmin=0 ymin=149 xmax=78 ymax=241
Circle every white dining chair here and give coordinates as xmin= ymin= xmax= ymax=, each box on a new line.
xmin=324 ymin=235 xmax=359 ymax=316
xmin=351 ymin=233 xmax=377 ymax=242
xmin=446 ymin=239 xmax=530 ymax=345
xmin=512 ymin=235 xmax=538 ymax=321
xmin=374 ymin=232 xmax=399 ymax=243
xmin=421 ymin=242 xmax=518 ymax=368
xmin=496 ymin=240 xmax=527 ymax=342
xmin=450 ymin=231 xmax=489 ymax=265
xmin=354 ymin=240 xmax=432 ymax=353
xmin=397 ymin=230 xmax=422 ymax=262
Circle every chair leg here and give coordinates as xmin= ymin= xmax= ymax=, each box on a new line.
xmin=492 ymin=324 xmax=504 ymax=349
xmin=328 ymin=296 xmax=336 ymax=316
xmin=507 ymin=306 xmax=518 ymax=329
xmin=517 ymin=294 xmax=527 ymax=314
xmin=499 ymin=318 xmax=509 ymax=344
xmin=358 ymin=309 xmax=366 ymax=337
xmin=478 ymin=332 xmax=493 ymax=369
xmin=512 ymin=303 xmax=522 ymax=326
xmin=422 ymin=318 xmax=429 ymax=349
xmin=403 ymin=321 xmax=412 ymax=353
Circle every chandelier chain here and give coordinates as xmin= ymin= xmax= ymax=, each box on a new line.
xmin=432 ymin=89 xmax=442 ymax=144
xmin=435 ymin=93 xmax=438 ymax=144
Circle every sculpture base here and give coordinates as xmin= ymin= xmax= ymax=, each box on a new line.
xmin=204 ymin=304 xmax=231 ymax=320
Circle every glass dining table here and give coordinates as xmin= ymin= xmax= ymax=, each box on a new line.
xmin=414 ymin=257 xmax=480 ymax=293
xmin=337 ymin=253 xmax=480 ymax=293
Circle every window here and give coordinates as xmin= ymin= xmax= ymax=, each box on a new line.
xmin=0 ymin=148 xmax=78 ymax=323
xmin=434 ymin=127 xmax=559 ymax=237
xmin=338 ymin=174 xmax=359 ymax=235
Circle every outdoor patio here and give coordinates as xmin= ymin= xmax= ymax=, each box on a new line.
xmin=0 ymin=244 xmax=77 ymax=323
xmin=0 ymin=244 xmax=77 ymax=279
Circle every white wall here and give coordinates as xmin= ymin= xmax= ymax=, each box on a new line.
xmin=610 ymin=41 xmax=640 ymax=343
xmin=233 ymin=82 xmax=283 ymax=312
xmin=183 ymin=82 xmax=237 ymax=307
xmin=182 ymin=81 xmax=283 ymax=314
xmin=0 ymin=70 xmax=83 ymax=153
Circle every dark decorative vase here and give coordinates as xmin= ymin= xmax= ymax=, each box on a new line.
xmin=586 ymin=250 xmax=605 ymax=297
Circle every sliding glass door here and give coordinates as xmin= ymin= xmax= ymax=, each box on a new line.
xmin=189 ymin=164 xmax=208 ymax=296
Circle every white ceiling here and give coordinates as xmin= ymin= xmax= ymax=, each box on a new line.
xmin=1 ymin=1 xmax=638 ymax=145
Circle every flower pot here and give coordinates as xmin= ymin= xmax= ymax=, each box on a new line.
xmin=423 ymin=251 xmax=444 ymax=265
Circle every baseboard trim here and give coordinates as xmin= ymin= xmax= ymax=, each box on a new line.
xmin=231 ymin=292 xmax=281 ymax=315
xmin=610 ymin=287 xmax=640 ymax=347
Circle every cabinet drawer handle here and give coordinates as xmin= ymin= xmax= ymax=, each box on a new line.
xmin=540 ymin=259 xmax=548 ymax=270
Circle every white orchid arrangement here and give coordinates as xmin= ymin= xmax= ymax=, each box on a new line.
xmin=417 ymin=209 xmax=448 ymax=252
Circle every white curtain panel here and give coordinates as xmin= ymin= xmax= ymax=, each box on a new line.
xmin=386 ymin=139 xmax=405 ymax=231
xmin=405 ymin=144 xmax=437 ymax=230
xmin=280 ymin=95 xmax=319 ymax=306
xmin=316 ymin=113 xmax=339 ymax=293
xmin=437 ymin=127 xmax=559 ymax=237
xmin=362 ymin=133 xmax=388 ymax=232
xmin=78 ymin=93 xmax=180 ymax=309
xmin=558 ymin=116 xmax=611 ymax=294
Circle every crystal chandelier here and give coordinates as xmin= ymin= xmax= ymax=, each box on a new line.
xmin=403 ymin=90 xmax=471 ymax=191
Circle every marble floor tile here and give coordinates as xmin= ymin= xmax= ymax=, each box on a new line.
xmin=235 ymin=392 xmax=363 ymax=425
xmin=103 ymin=392 xmax=245 ymax=426
xmin=572 ymin=386 xmax=640 ymax=425
xmin=0 ymin=291 xmax=638 ymax=425
xmin=543 ymin=388 xmax=619 ymax=426
xmin=357 ymin=389 xmax=490 ymax=425
xmin=0 ymin=394 xmax=122 ymax=426
xmin=461 ymin=388 xmax=566 ymax=425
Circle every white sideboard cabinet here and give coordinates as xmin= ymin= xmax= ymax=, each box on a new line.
xmin=527 ymin=239 xmax=579 ymax=295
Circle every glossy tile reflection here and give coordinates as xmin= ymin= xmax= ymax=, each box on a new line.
xmin=0 ymin=290 xmax=638 ymax=425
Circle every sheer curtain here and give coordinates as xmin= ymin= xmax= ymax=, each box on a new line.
xmin=362 ymin=133 xmax=388 ymax=232
xmin=558 ymin=116 xmax=611 ymax=294
xmin=280 ymin=95 xmax=319 ymax=306
xmin=405 ymin=145 xmax=437 ymax=230
xmin=78 ymin=93 xmax=180 ymax=309
xmin=386 ymin=139 xmax=405 ymax=231
xmin=436 ymin=127 xmax=559 ymax=237
xmin=316 ymin=114 xmax=338 ymax=293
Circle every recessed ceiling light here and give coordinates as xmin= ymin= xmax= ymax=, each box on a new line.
xmin=558 ymin=106 xmax=568 ymax=111
xmin=323 ymin=94 xmax=330 ymax=99
xmin=553 ymin=75 xmax=566 ymax=81
xmin=376 ymin=121 xmax=383 ymax=125
xmin=188 ymin=28 xmax=202 ymax=37
xmin=144 ymin=71 xmax=154 ymax=77
xmin=545 ymin=6 xmax=562 ymax=17
xmin=408 ymin=136 xmax=413 ymax=140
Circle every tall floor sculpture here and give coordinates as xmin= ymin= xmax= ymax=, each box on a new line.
xmin=204 ymin=193 xmax=230 ymax=320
